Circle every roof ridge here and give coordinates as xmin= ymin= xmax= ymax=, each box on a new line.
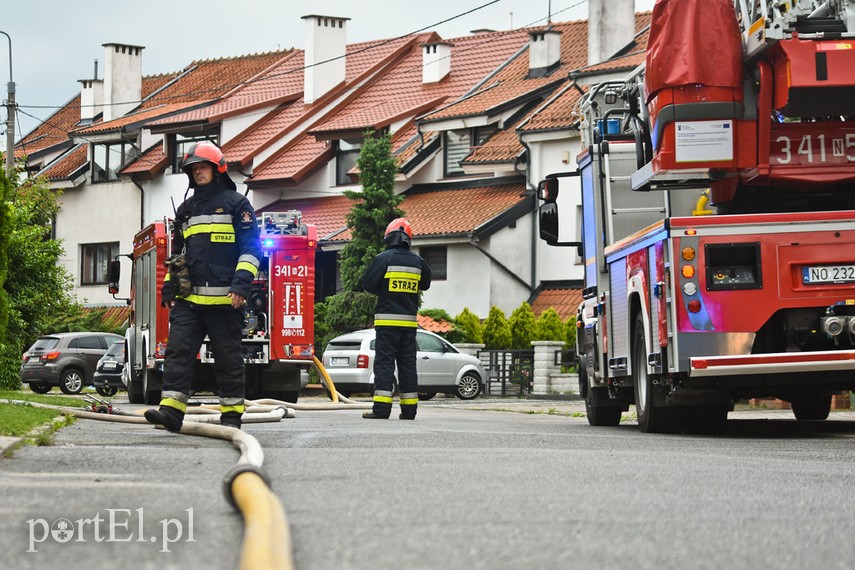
xmin=188 ymin=48 xmax=294 ymax=66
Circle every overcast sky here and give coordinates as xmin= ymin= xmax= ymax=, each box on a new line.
xmin=6 ymin=0 xmax=655 ymax=137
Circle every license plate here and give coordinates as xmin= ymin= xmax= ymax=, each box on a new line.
xmin=102 ymin=362 xmax=118 ymax=370
xmin=330 ymin=357 xmax=349 ymax=366
xmin=771 ymin=125 xmax=855 ymax=166
xmin=802 ymin=264 xmax=855 ymax=284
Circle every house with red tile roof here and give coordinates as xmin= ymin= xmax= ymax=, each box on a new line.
xmin=15 ymin=2 xmax=649 ymax=322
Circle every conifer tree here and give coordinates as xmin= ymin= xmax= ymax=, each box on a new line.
xmin=509 ymin=301 xmax=537 ymax=349
xmin=535 ymin=307 xmax=566 ymax=342
xmin=482 ymin=306 xmax=512 ymax=350
xmin=454 ymin=307 xmax=483 ymax=344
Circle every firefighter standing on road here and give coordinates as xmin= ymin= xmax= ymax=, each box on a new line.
xmin=144 ymin=142 xmax=262 ymax=432
xmin=362 ymin=218 xmax=432 ymax=420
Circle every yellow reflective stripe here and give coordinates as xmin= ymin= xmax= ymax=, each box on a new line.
xmin=220 ymin=405 xmax=245 ymax=414
xmin=374 ymin=319 xmax=419 ymax=328
xmin=159 ymin=398 xmax=187 ymax=413
xmin=236 ymin=261 xmax=259 ymax=276
xmin=183 ymin=223 xmax=235 ymax=238
xmin=183 ymin=294 xmax=232 ymax=305
xmin=400 ymin=398 xmax=419 ymax=405
xmin=164 ymin=273 xmax=171 ymax=282
xmin=373 ymin=395 xmax=394 ymax=404
xmin=384 ymin=271 xmax=420 ymax=279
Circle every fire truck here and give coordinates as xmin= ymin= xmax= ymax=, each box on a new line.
xmin=109 ymin=210 xmax=316 ymax=405
xmin=538 ymin=0 xmax=855 ymax=433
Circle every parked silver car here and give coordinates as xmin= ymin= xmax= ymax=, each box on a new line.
xmin=323 ymin=328 xmax=485 ymax=399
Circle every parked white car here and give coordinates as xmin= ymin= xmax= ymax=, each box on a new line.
xmin=322 ymin=328 xmax=485 ymax=400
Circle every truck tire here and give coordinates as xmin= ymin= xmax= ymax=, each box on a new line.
xmin=127 ymin=376 xmax=144 ymax=404
xmin=142 ymin=366 xmax=162 ymax=406
xmin=632 ymin=313 xmax=686 ymax=434
xmin=585 ymin=386 xmax=623 ymax=426
xmin=685 ymin=404 xmax=729 ymax=434
xmin=791 ymin=392 xmax=832 ymax=421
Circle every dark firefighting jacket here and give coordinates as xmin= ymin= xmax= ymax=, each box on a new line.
xmin=362 ymin=244 xmax=432 ymax=327
xmin=162 ymin=177 xmax=262 ymax=306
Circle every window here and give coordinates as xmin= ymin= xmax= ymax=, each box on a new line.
xmin=443 ymin=125 xmax=497 ymax=176
xmin=92 ymin=142 xmax=137 ymax=182
xmin=81 ymin=242 xmax=119 ymax=285
xmin=421 ymin=246 xmax=447 ymax=280
xmin=335 ymin=139 xmax=361 ymax=185
xmin=76 ymin=336 xmax=103 ymax=350
xmin=417 ymin=332 xmax=446 ymax=353
xmin=172 ymin=134 xmax=219 ymax=173
xmin=444 ymin=130 xmax=471 ymax=176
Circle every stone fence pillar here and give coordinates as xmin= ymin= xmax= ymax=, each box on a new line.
xmin=531 ymin=341 xmax=565 ymax=395
xmin=454 ymin=343 xmax=485 ymax=359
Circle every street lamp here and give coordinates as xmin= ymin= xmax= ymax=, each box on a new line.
xmin=0 ymin=31 xmax=14 ymax=177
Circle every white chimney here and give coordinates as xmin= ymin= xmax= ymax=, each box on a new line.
xmin=422 ymin=41 xmax=452 ymax=84
xmin=302 ymin=15 xmax=349 ymax=104
xmin=102 ymin=42 xmax=144 ymax=121
xmin=78 ymin=78 xmax=103 ymax=123
xmin=529 ymin=29 xmax=562 ymax=76
xmin=587 ymin=0 xmax=634 ymax=66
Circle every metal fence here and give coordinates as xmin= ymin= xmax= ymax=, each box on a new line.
xmin=477 ymin=349 xmax=535 ymax=397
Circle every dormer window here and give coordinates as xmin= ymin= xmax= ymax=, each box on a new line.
xmin=335 ymin=139 xmax=361 ymax=186
xmin=443 ymin=124 xmax=498 ymax=176
xmin=91 ymin=142 xmax=138 ymax=183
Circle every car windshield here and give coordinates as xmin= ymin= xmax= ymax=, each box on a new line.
xmin=29 ymin=338 xmax=59 ymax=351
xmin=104 ymin=341 xmax=124 ymax=358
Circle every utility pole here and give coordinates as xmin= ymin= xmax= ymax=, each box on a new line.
xmin=0 ymin=31 xmax=14 ymax=177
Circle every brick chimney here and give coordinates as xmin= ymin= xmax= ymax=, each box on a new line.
xmin=529 ymin=29 xmax=562 ymax=77
xmin=78 ymin=60 xmax=103 ymax=124
xmin=422 ymin=41 xmax=452 ymax=84
xmin=102 ymin=42 xmax=144 ymax=121
xmin=302 ymin=15 xmax=349 ymax=104
xmin=587 ymin=0 xmax=635 ymax=66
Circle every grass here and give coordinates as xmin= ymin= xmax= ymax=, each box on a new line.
xmin=0 ymin=389 xmax=83 ymax=443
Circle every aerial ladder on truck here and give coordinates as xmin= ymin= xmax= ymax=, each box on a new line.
xmin=538 ymin=0 xmax=855 ymax=433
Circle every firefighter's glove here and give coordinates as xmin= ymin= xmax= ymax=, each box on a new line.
xmin=165 ymin=255 xmax=193 ymax=298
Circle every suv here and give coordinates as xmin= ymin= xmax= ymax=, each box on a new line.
xmin=20 ymin=332 xmax=123 ymax=394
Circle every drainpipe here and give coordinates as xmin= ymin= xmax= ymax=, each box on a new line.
xmin=515 ymin=139 xmax=537 ymax=294
xmin=468 ymin=233 xmax=531 ymax=290
xmin=132 ymin=179 xmax=146 ymax=229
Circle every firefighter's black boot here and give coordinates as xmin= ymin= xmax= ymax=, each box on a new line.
xmin=362 ymin=411 xmax=389 ymax=419
xmin=220 ymin=411 xmax=242 ymax=429
xmin=144 ymin=406 xmax=184 ymax=433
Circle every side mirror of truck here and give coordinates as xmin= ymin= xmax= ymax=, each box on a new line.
xmin=539 ymin=202 xmax=560 ymax=245
xmin=537 ymin=178 xmax=559 ymax=203
xmin=108 ymin=260 xmax=121 ymax=295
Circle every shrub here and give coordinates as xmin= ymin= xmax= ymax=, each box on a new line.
xmin=482 ymin=306 xmax=512 ymax=350
xmin=535 ymin=307 xmax=565 ymax=343
xmin=453 ymin=307 xmax=483 ymax=344
xmin=509 ymin=301 xmax=537 ymax=349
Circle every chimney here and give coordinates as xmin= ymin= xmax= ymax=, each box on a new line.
xmin=528 ymin=29 xmax=562 ymax=77
xmin=78 ymin=60 xmax=103 ymax=123
xmin=302 ymin=15 xmax=349 ymax=104
xmin=102 ymin=42 xmax=144 ymax=121
xmin=587 ymin=0 xmax=634 ymax=66
xmin=422 ymin=41 xmax=452 ymax=84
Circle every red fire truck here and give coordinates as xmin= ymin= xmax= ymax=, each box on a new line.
xmin=110 ymin=210 xmax=316 ymax=405
xmin=538 ymin=0 xmax=855 ymax=433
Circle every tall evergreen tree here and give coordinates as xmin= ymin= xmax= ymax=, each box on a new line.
xmin=482 ymin=306 xmax=512 ymax=350
xmin=535 ymin=307 xmax=566 ymax=342
xmin=453 ymin=307 xmax=483 ymax=344
xmin=509 ymin=301 xmax=537 ymax=349
xmin=316 ymin=131 xmax=404 ymax=348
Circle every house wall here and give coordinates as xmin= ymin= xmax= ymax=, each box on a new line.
xmin=421 ymin=241 xmax=491 ymax=316
xmin=55 ymin=179 xmax=141 ymax=305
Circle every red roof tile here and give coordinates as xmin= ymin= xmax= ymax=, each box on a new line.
xmin=120 ymin=142 xmax=168 ymax=178
xmin=75 ymin=102 xmax=204 ymax=135
xmin=39 ymin=144 xmax=87 ymax=180
xmin=517 ymin=82 xmax=585 ymax=133
xmin=417 ymin=314 xmax=453 ymax=333
xmin=249 ymin=134 xmax=332 ymax=185
xmin=530 ymin=286 xmax=582 ymax=320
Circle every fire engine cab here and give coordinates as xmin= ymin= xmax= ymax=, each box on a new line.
xmin=539 ymin=0 xmax=855 ymax=433
xmin=110 ymin=210 xmax=316 ymax=405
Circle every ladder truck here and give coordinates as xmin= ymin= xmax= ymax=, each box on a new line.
xmin=110 ymin=211 xmax=316 ymax=405
xmin=538 ymin=0 xmax=855 ymax=433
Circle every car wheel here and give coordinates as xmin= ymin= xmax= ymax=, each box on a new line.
xmin=455 ymin=372 xmax=481 ymax=400
xmin=29 ymin=383 xmax=52 ymax=394
xmin=418 ymin=392 xmax=436 ymax=401
xmin=59 ymin=369 xmax=85 ymax=394
xmin=791 ymin=392 xmax=832 ymax=421
xmin=96 ymin=385 xmax=118 ymax=397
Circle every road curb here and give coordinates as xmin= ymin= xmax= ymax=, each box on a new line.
xmin=1 ymin=414 xmax=74 ymax=458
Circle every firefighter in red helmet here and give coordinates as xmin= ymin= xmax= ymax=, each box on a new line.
xmin=144 ymin=142 xmax=262 ymax=432
xmin=361 ymin=218 xmax=432 ymax=420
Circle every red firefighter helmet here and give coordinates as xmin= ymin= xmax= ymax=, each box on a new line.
xmin=181 ymin=142 xmax=227 ymax=174
xmin=385 ymin=218 xmax=412 ymax=239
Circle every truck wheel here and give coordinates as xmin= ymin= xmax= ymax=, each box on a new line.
xmin=142 ymin=367 xmax=162 ymax=406
xmin=585 ymin=386 xmax=623 ymax=426
xmin=791 ymin=392 xmax=832 ymax=421
xmin=685 ymin=404 xmax=729 ymax=434
xmin=127 ymin=373 xmax=144 ymax=404
xmin=632 ymin=314 xmax=685 ymax=434
xmin=59 ymin=368 xmax=85 ymax=394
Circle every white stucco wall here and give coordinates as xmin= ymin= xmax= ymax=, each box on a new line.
xmin=55 ymin=179 xmax=141 ymax=306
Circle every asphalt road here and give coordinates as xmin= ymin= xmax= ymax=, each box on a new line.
xmin=2 ymin=396 xmax=855 ymax=570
